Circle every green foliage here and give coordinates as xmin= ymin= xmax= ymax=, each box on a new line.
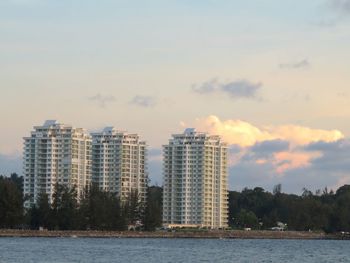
xmin=273 ymin=184 xmax=282 ymax=195
xmin=25 ymin=183 xmax=129 ymax=231
xmin=236 ymin=209 xmax=258 ymax=228
xmin=79 ymin=184 xmax=126 ymax=231
xmin=143 ymin=186 xmax=162 ymax=231
xmin=9 ymin=173 xmax=23 ymax=193
xmin=0 ymin=175 xmax=24 ymax=228
xmin=229 ymin=184 xmax=350 ymax=232
xmin=123 ymin=189 xmax=143 ymax=226
xmin=28 ymin=192 xmax=51 ymax=229
xmin=50 ymin=184 xmax=79 ymax=230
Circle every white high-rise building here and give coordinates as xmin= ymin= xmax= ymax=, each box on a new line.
xmin=163 ymin=128 xmax=228 ymax=229
xmin=91 ymin=127 xmax=147 ymax=203
xmin=23 ymin=120 xmax=92 ymax=207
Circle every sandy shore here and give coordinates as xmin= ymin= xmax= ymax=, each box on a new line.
xmin=0 ymin=229 xmax=338 ymax=239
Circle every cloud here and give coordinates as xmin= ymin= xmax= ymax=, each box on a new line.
xmin=269 ymin=124 xmax=343 ymax=145
xmin=193 ymin=79 xmax=262 ymax=99
xmin=221 ymin=80 xmax=262 ymax=99
xmin=192 ymin=115 xmax=344 ymax=147
xmin=279 ymin=59 xmax=310 ymax=69
xmin=130 ymin=96 xmax=157 ymax=108
xmin=251 ymin=140 xmax=290 ymax=155
xmin=241 ymin=142 xmax=318 ymax=176
xmin=272 ymin=151 xmax=320 ymax=174
xmin=192 ymin=79 xmax=218 ymax=94
xmin=179 ymin=115 xmax=348 ymax=193
xmin=314 ymin=0 xmax=350 ymax=28
xmin=226 ymin=139 xmax=349 ymax=193
xmin=284 ymin=139 xmax=350 ymax=191
xmin=303 ymin=139 xmax=350 ymax=172
xmin=88 ymin=93 xmax=116 ymax=108
xmin=241 ymin=140 xmax=290 ymax=166
xmin=330 ymin=0 xmax=350 ymax=14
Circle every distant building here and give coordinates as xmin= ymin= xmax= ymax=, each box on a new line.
xmin=91 ymin=127 xmax=147 ymax=203
xmin=23 ymin=120 xmax=92 ymax=207
xmin=162 ymin=128 xmax=228 ymax=229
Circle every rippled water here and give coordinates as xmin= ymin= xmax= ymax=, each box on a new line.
xmin=0 ymin=237 xmax=349 ymax=263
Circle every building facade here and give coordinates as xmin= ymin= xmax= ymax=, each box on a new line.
xmin=162 ymin=128 xmax=228 ymax=229
xmin=23 ymin=120 xmax=92 ymax=207
xmin=91 ymin=127 xmax=147 ymax=203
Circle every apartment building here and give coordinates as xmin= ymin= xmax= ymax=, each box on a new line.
xmin=91 ymin=127 xmax=147 ymax=203
xmin=23 ymin=120 xmax=92 ymax=207
xmin=162 ymin=128 xmax=228 ymax=229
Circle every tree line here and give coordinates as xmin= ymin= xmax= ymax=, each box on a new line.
xmin=229 ymin=184 xmax=350 ymax=232
xmin=0 ymin=174 xmax=162 ymax=231
xmin=1 ymin=174 xmax=350 ymax=232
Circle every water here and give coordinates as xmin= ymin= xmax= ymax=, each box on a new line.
xmin=0 ymin=238 xmax=349 ymax=263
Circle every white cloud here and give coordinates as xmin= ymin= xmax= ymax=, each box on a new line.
xmin=181 ymin=115 xmax=348 ymax=192
xmin=192 ymin=115 xmax=344 ymax=147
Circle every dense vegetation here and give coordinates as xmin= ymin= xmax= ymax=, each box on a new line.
xmin=1 ymin=174 xmax=350 ymax=233
xmin=0 ymin=174 xmax=24 ymax=228
xmin=229 ymin=184 xmax=350 ymax=232
xmin=0 ymin=174 xmax=162 ymax=231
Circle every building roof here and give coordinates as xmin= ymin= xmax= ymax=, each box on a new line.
xmin=43 ymin=120 xmax=58 ymax=127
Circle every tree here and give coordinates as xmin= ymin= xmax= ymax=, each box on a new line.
xmin=79 ymin=184 xmax=126 ymax=231
xmin=273 ymin=184 xmax=282 ymax=195
xmin=28 ymin=192 xmax=51 ymax=229
xmin=0 ymin=176 xmax=24 ymax=228
xmin=10 ymin=173 xmax=23 ymax=193
xmin=143 ymin=186 xmax=162 ymax=231
xmin=329 ymin=185 xmax=350 ymax=232
xmin=50 ymin=184 xmax=78 ymax=230
xmin=236 ymin=209 xmax=258 ymax=229
xmin=302 ymin=188 xmax=313 ymax=198
xmin=123 ymin=189 xmax=143 ymax=227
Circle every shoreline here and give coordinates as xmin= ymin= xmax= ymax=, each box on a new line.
xmin=0 ymin=229 xmax=342 ymax=240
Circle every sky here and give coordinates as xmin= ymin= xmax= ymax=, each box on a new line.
xmin=1 ymin=0 xmax=350 ymax=194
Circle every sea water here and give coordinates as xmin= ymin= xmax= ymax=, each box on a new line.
xmin=0 ymin=238 xmax=349 ymax=263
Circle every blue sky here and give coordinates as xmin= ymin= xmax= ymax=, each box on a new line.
xmin=1 ymin=0 xmax=350 ymax=193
